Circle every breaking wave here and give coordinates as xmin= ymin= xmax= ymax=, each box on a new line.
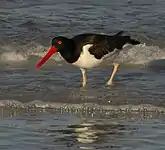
xmin=116 ymin=43 xmax=165 ymax=65
xmin=0 ymin=100 xmax=165 ymax=113
xmin=0 ymin=52 xmax=27 ymax=62
xmin=0 ymin=42 xmax=165 ymax=66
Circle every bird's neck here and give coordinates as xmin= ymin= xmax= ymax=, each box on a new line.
xmin=59 ymin=40 xmax=80 ymax=63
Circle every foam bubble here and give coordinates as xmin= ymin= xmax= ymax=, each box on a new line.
xmin=0 ymin=100 xmax=24 ymax=108
xmin=115 ymin=43 xmax=165 ymax=65
xmin=0 ymin=52 xmax=27 ymax=62
xmin=1 ymin=42 xmax=165 ymax=65
xmin=0 ymin=100 xmax=164 ymax=113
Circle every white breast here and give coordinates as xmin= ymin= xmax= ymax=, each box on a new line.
xmin=72 ymin=44 xmax=102 ymax=69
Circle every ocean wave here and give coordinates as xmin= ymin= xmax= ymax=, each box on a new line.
xmin=0 ymin=99 xmax=165 ymax=113
xmin=115 ymin=43 xmax=165 ymax=65
xmin=0 ymin=52 xmax=27 ymax=62
xmin=0 ymin=42 xmax=165 ymax=66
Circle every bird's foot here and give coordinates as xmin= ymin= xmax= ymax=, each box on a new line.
xmin=106 ymin=81 xmax=114 ymax=86
xmin=82 ymin=82 xmax=86 ymax=87
xmin=113 ymin=63 xmax=119 ymax=68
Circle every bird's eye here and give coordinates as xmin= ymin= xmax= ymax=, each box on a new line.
xmin=57 ymin=40 xmax=62 ymax=45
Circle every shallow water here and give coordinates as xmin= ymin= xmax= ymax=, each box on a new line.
xmin=1 ymin=108 xmax=165 ymax=150
xmin=1 ymin=0 xmax=165 ymax=149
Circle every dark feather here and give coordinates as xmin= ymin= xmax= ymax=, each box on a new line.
xmin=88 ymin=32 xmax=140 ymax=59
xmin=72 ymin=32 xmax=140 ymax=60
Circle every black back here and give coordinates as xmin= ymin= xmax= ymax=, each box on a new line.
xmin=72 ymin=31 xmax=140 ymax=60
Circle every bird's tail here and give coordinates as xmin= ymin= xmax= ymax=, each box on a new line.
xmin=114 ymin=31 xmax=140 ymax=47
xmin=114 ymin=31 xmax=125 ymax=36
xmin=108 ymin=31 xmax=141 ymax=59
xmin=126 ymin=36 xmax=140 ymax=45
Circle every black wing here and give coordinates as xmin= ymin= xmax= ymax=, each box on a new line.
xmin=88 ymin=31 xmax=141 ymax=59
xmin=72 ymin=31 xmax=140 ymax=59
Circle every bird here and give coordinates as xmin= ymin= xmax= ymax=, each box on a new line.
xmin=36 ymin=31 xmax=140 ymax=87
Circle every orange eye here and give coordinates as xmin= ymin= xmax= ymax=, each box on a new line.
xmin=57 ymin=40 xmax=62 ymax=45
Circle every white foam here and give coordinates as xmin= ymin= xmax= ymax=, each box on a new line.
xmin=0 ymin=52 xmax=27 ymax=62
xmin=0 ymin=100 xmax=164 ymax=113
xmin=0 ymin=44 xmax=28 ymax=62
xmin=114 ymin=43 xmax=165 ymax=65
xmin=1 ymin=42 xmax=165 ymax=65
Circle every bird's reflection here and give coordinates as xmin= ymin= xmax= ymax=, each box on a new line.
xmin=70 ymin=123 xmax=98 ymax=149
xmin=68 ymin=121 xmax=130 ymax=149
xmin=44 ymin=120 xmax=128 ymax=149
xmin=74 ymin=123 xmax=98 ymax=144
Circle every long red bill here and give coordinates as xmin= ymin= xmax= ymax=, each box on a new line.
xmin=36 ymin=46 xmax=57 ymax=68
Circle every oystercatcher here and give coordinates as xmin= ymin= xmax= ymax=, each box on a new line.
xmin=36 ymin=31 xmax=140 ymax=87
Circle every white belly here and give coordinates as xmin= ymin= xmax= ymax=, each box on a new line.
xmin=72 ymin=44 xmax=102 ymax=69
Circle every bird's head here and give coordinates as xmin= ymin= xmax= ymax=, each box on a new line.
xmin=36 ymin=36 xmax=69 ymax=68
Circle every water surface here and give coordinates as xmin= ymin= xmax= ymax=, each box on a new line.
xmin=1 ymin=0 xmax=165 ymax=149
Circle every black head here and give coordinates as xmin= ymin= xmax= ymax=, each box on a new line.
xmin=36 ymin=36 xmax=73 ymax=68
xmin=51 ymin=36 xmax=70 ymax=52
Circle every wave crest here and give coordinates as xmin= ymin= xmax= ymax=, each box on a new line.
xmin=0 ymin=42 xmax=165 ymax=66
xmin=0 ymin=52 xmax=27 ymax=62
xmin=0 ymin=100 xmax=165 ymax=113
xmin=115 ymin=44 xmax=165 ymax=64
